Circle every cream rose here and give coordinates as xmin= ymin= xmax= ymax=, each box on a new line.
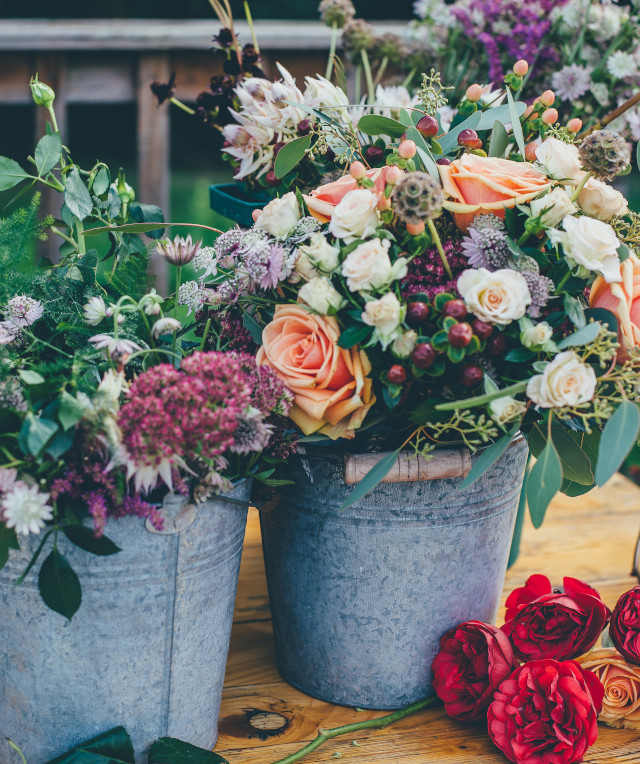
xmin=255 ymin=192 xmax=300 ymax=238
xmin=489 ymin=396 xmax=526 ymax=426
xmin=361 ymin=292 xmax=403 ymax=347
xmin=549 ymin=215 xmax=622 ymax=283
xmin=292 ymin=250 xmax=318 ymax=282
xmin=457 ymin=268 xmax=532 ymax=325
xmin=535 ymin=137 xmax=582 ymax=180
xmin=526 ymin=350 xmax=597 ymax=408
xmin=298 ymin=276 xmax=346 ymax=315
xmin=521 ymin=321 xmax=554 ymax=349
xmin=578 ymin=176 xmax=629 ymax=221
xmin=529 ymin=187 xmax=577 ymax=228
xmin=341 ymin=238 xmax=407 ymax=293
xmin=329 ymin=189 xmax=380 ymax=242
xmin=391 ymin=329 xmax=418 ymax=358
xmin=577 ymin=649 xmax=640 ymax=730
xmin=299 ymin=234 xmax=340 ymax=273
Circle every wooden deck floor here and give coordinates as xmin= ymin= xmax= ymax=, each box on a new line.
xmin=216 ymin=475 xmax=640 ymax=763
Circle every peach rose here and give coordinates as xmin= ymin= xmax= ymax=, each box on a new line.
xmin=439 ymin=154 xmax=553 ymax=231
xmin=590 ymin=251 xmax=640 ymax=361
xmin=577 ymin=648 xmax=640 ymax=729
xmin=256 ymin=304 xmax=375 ymax=438
xmin=304 ymin=166 xmax=392 ymax=222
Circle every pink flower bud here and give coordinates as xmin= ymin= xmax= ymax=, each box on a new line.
xmin=523 ymin=104 xmax=535 ymax=119
xmin=541 ymin=108 xmax=558 ymax=125
xmin=540 ymin=90 xmax=555 ymax=107
xmin=349 ymin=160 xmax=367 ymax=180
xmin=567 ymin=118 xmax=582 ymax=133
xmin=406 ymin=221 xmax=425 ymax=236
xmin=465 ymin=83 xmax=483 ymax=102
xmin=398 ymin=139 xmax=417 ymax=159
xmin=385 ymin=165 xmax=403 ymax=184
xmin=513 ymin=60 xmax=529 ymax=77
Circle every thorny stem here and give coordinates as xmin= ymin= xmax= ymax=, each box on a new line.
xmin=269 ymin=697 xmax=439 ymax=764
xmin=361 ymin=48 xmax=376 ymax=104
xmin=427 ymin=219 xmax=453 ymax=280
xmin=326 ymin=21 xmax=338 ymax=80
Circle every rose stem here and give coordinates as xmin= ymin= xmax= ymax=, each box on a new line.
xmin=581 ymin=90 xmax=640 ymax=138
xmin=427 ymin=219 xmax=453 ymax=280
xmin=571 ymin=171 xmax=592 ymax=202
xmin=268 ymin=697 xmax=439 ymax=764
xmin=326 ymin=21 xmax=338 ymax=80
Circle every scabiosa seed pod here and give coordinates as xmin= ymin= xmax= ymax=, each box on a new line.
xmin=372 ymin=33 xmax=406 ymax=63
xmin=319 ymin=0 xmax=355 ymax=28
xmin=391 ymin=172 xmax=444 ymax=225
xmin=342 ymin=19 xmax=375 ymax=59
xmin=579 ymin=130 xmax=631 ymax=182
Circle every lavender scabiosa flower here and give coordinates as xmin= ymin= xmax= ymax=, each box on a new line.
xmin=157 ymin=235 xmax=201 ymax=266
xmin=461 ymin=216 xmax=511 ymax=270
xmin=5 ymin=295 xmax=44 ymax=327
xmin=551 ymin=65 xmax=593 ymax=102
xmin=229 ymin=407 xmax=273 ymax=454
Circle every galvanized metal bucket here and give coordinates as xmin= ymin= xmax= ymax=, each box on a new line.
xmin=260 ymin=438 xmax=528 ymax=710
xmin=0 ymin=480 xmax=251 ymax=764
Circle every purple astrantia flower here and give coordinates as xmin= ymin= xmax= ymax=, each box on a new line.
xmin=461 ymin=216 xmax=511 ymax=270
xmin=5 ymin=295 xmax=44 ymax=327
xmin=551 ymin=64 xmax=593 ymax=102
xmin=523 ymin=271 xmax=554 ymax=318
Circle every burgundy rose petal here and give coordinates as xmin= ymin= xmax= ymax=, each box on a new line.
xmin=610 ymin=585 xmax=640 ymax=666
xmin=504 ymin=574 xmax=553 ymax=622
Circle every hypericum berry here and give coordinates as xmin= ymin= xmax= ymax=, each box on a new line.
xmin=524 ymin=142 xmax=538 ymax=162
xmin=465 ymin=83 xmax=483 ymax=102
xmin=442 ymin=299 xmax=467 ymax=319
xmin=567 ymin=118 xmax=582 ymax=134
xmin=542 ymin=108 xmax=558 ymax=125
xmin=487 ymin=334 xmax=506 ymax=356
xmin=365 ymin=145 xmax=384 ymax=164
xmin=458 ymin=129 xmax=479 ymax=147
xmin=411 ymin=343 xmax=437 ymax=369
xmin=406 ymin=221 xmax=425 ymax=235
xmin=472 ymin=319 xmax=493 ymax=340
xmin=377 ymin=196 xmax=391 ymax=211
xmin=297 ymin=119 xmax=312 ymax=136
xmin=387 ymin=365 xmax=407 ymax=384
xmin=523 ymin=104 xmax=535 ymax=119
xmin=406 ymin=301 xmax=430 ymax=325
xmin=460 ymin=363 xmax=483 ymax=388
xmin=350 ymin=160 xmax=367 ymax=180
xmin=398 ymin=139 xmax=417 ymax=159
xmin=436 ymin=157 xmax=451 ymax=166
xmin=416 ymin=114 xmax=439 ymax=138
xmin=265 ymin=171 xmax=280 ymax=187
xmin=385 ymin=165 xmax=403 ymax=184
xmin=273 ymin=141 xmax=286 ymax=156
xmin=513 ymin=59 xmax=529 ymax=76
xmin=448 ymin=322 xmax=473 ymax=348
xmin=540 ymin=90 xmax=555 ymax=107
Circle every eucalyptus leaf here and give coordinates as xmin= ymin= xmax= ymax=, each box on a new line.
xmin=35 ymin=132 xmax=62 ymax=176
xmin=595 ymin=400 xmax=640 ymax=486
xmin=339 ymin=448 xmax=401 ymax=512
xmin=439 ymin=111 xmax=482 ymax=154
xmin=274 ymin=135 xmax=312 ymax=179
xmin=476 ymin=102 xmax=526 ymax=131
xmin=63 ymin=526 xmax=121 ymax=556
xmin=46 ymin=429 xmax=75 ymax=459
xmin=556 ymin=322 xmax=602 ymax=350
xmin=58 ymin=391 xmax=86 ymax=430
xmin=528 ymin=423 xmax=594 ymax=485
xmin=527 ymin=437 xmax=563 ymax=528
xmin=563 ymin=294 xmax=587 ymax=328
xmin=584 ymin=307 xmax=618 ymax=335
xmin=505 ymin=87 xmax=526 ymax=157
xmin=38 ymin=548 xmax=82 ymax=620
xmin=0 ymin=156 xmax=31 ymax=190
xmin=25 ymin=414 xmax=59 ymax=456
xmin=358 ymin=114 xmax=407 ymax=138
xmin=459 ymin=423 xmax=520 ymax=490
xmin=149 ymin=737 xmax=229 ymax=764
xmin=64 ymin=166 xmax=93 ymax=221
xmin=488 ymin=120 xmax=509 ymax=158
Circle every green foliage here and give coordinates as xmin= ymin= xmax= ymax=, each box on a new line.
xmin=149 ymin=738 xmax=229 ymax=764
xmin=0 ymin=194 xmax=46 ymax=299
xmin=46 ymin=726 xmax=135 ymax=764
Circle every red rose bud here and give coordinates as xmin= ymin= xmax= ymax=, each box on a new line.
xmin=411 ymin=342 xmax=436 ymax=369
xmin=457 ymin=128 xmax=479 ymax=147
xmin=432 ymin=621 xmax=516 ymax=721
xmin=448 ymin=322 xmax=473 ymax=348
xmin=472 ymin=319 xmax=493 ymax=340
xmin=416 ymin=114 xmax=439 ymax=138
xmin=265 ymin=171 xmax=280 ymax=187
xmin=442 ymin=299 xmax=467 ymax=319
xmin=460 ymin=363 xmax=483 ymax=387
xmin=609 ymin=585 xmax=640 ymax=665
xmin=387 ymin=365 xmax=407 ymax=384
xmin=406 ymin=301 xmax=430 ymax=325
xmin=488 ymin=659 xmax=603 ymax=764
xmin=502 ymin=574 xmax=611 ymax=662
xmin=297 ymin=118 xmax=312 ymax=136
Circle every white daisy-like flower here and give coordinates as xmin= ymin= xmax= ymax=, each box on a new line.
xmin=151 ymin=317 xmax=182 ymax=338
xmin=607 ymin=51 xmax=637 ymax=80
xmin=2 ymin=482 xmax=53 ymax=535
xmin=89 ymin=334 xmax=140 ymax=358
xmin=551 ymin=65 xmax=592 ymax=102
xmin=83 ymin=296 xmax=109 ymax=326
xmin=5 ymin=295 xmax=44 ymax=327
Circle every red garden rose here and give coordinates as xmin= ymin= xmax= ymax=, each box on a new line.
xmin=488 ymin=659 xmax=604 ymax=764
xmin=502 ymin=575 xmax=610 ymax=662
xmin=431 ymin=620 xmax=517 ymax=720
xmin=610 ymin=586 xmax=640 ymax=666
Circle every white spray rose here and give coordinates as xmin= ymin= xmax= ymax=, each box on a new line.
xmin=526 ymin=350 xmax=597 ymax=408
xmin=329 ymin=189 xmax=380 ymax=242
xmin=341 ymin=238 xmax=407 ymax=292
xmin=578 ymin=176 xmax=629 ymax=221
xmin=299 ymin=276 xmax=346 ymax=315
xmin=488 ymin=396 xmax=526 ymax=426
xmin=521 ymin=321 xmax=554 ymax=350
xmin=299 ymin=234 xmax=340 ymax=273
xmin=535 ymin=137 xmax=583 ymax=181
xmin=548 ymin=215 xmax=622 ymax=283
xmin=292 ymin=251 xmax=318 ymax=282
xmin=529 ymin=187 xmax=577 ymax=229
xmin=255 ymin=192 xmax=300 ymax=238
xmin=361 ymin=292 xmax=404 ymax=347
xmin=391 ymin=329 xmax=418 ymax=358
xmin=457 ymin=268 xmax=532 ymax=325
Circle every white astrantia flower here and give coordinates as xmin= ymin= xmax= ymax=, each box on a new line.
xmin=2 ymin=482 xmax=53 ymax=535
xmin=529 ymin=187 xmax=577 ymax=229
xmin=578 ymin=176 xmax=629 ymax=221
xmin=178 ymin=281 xmax=206 ymax=315
xmin=535 ymin=138 xmax=582 ymax=181
xmin=457 ymin=268 xmax=532 ymax=326
xmin=341 ymin=238 xmax=407 ymax=292
xmin=138 ymin=289 xmax=164 ymax=316
xmin=607 ymin=51 xmax=637 ymax=80
xmin=361 ymin=292 xmax=404 ymax=348
xmin=0 ymin=322 xmax=20 ymax=345
xmin=299 ymin=276 xmax=346 ymax=315
xmin=255 ymin=193 xmax=301 ymax=239
xmin=89 ymin=334 xmax=141 ymax=357
xmin=151 ymin=317 xmax=182 ymax=338
xmin=330 ymin=189 xmax=380 ymax=242
xmin=5 ymin=295 xmax=44 ymax=328
xmin=548 ymin=215 xmax=622 ymax=283
xmin=192 ymin=246 xmax=218 ymax=279
xmin=83 ymin=296 xmax=109 ymax=326
xmin=526 ymin=350 xmax=597 ymax=409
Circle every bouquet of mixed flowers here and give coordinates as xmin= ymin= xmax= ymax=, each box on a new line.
xmin=0 ymin=82 xmax=294 ymax=618
xmin=189 ymin=60 xmax=640 ymax=522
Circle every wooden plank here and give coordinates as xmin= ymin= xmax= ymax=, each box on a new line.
xmin=0 ymin=54 xmax=32 ymax=103
xmin=65 ymin=57 xmax=135 ymax=103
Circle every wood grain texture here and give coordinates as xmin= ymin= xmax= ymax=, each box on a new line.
xmin=343 ymin=447 xmax=471 ymax=485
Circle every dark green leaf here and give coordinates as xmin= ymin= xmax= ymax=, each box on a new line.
xmin=242 ymin=309 xmax=264 ymax=345
xmin=595 ymin=400 xmax=640 ymax=486
xmin=339 ymin=448 xmax=401 ymax=512
xmin=0 ymin=524 xmax=19 ymax=571
xmin=337 ymin=323 xmax=372 ymax=349
xmin=488 ymin=120 xmax=509 ymax=158
xmin=35 ymin=132 xmax=62 ymax=176
xmin=58 ymin=391 xmax=86 ymax=430
xmin=584 ymin=307 xmax=618 ymax=335
xmin=357 ymin=115 xmax=407 ymax=138
xmin=63 ymin=526 xmax=121 ymax=556
xmin=130 ymin=202 xmax=165 ymax=240
xmin=505 ymin=87 xmax=526 ymax=157
xmin=527 ymin=437 xmax=563 ymax=528
xmin=556 ymin=322 xmax=602 ymax=350
xmin=38 ymin=548 xmax=82 ymax=620
xmin=91 ymin=166 xmax=111 ymax=196
xmin=505 ymin=347 xmax=534 ymax=363
xmin=25 ymin=414 xmax=59 ymax=456
xmin=528 ymin=422 xmax=595 ymax=485
xmin=459 ymin=423 xmax=520 ymax=490
xmin=46 ymin=429 xmax=75 ymax=459
xmin=274 ymin=135 xmax=312 ymax=179
xmin=0 ymin=156 xmax=31 ymax=190
xmin=46 ymin=726 xmax=135 ymax=764
xmin=149 ymin=738 xmax=229 ymax=764
xmin=64 ymin=166 xmax=93 ymax=221
xmin=563 ymin=294 xmax=587 ymax=328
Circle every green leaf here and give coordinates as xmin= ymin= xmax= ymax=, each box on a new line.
xmin=149 ymin=738 xmax=229 ymax=764
xmin=528 ymin=423 xmax=594 ymax=485
xmin=130 ymin=202 xmax=165 ymax=240
xmin=476 ymin=102 xmax=526 ymax=131
xmin=35 ymin=132 xmax=62 ymax=176
xmin=242 ymin=309 xmax=264 ymax=345
xmin=0 ymin=524 xmax=19 ymax=571
xmin=556 ymin=321 xmax=602 ymax=349
xmin=25 ymin=414 xmax=59 ymax=456
xmin=595 ymin=400 xmax=640 ymax=486
xmin=459 ymin=423 xmax=520 ymax=490
xmin=405 ymin=126 xmax=440 ymax=180
xmin=505 ymin=347 xmax=534 ymax=363
xmin=58 ymin=391 xmax=86 ymax=430
xmin=339 ymin=448 xmax=401 ymax=512
xmin=527 ymin=436 xmax=563 ymax=528
xmin=38 ymin=548 xmax=82 ymax=620
xmin=63 ymin=526 xmax=121 ymax=556
xmin=46 ymin=726 xmax=135 ymax=764
xmin=46 ymin=428 xmax=75 ymax=459
xmin=18 ymin=369 xmax=45 ymax=385
xmin=0 ymin=156 xmax=31 ymax=190
xmin=84 ymin=221 xmax=222 ymax=237
xmin=488 ymin=120 xmax=509 ymax=158
xmin=584 ymin=307 xmax=618 ymax=335
xmin=274 ymin=135 xmax=312 ymax=179
xmin=91 ymin=166 xmax=111 ymax=196
xmin=358 ymin=114 xmax=407 ymax=138
xmin=337 ymin=323 xmax=372 ymax=349
xmin=64 ymin=166 xmax=93 ymax=221
xmin=505 ymin=87 xmax=526 ymax=157
xmin=563 ymin=294 xmax=587 ymax=328
xmin=439 ymin=111 xmax=482 ymax=154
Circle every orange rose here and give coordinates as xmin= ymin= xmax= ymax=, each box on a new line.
xmin=577 ymin=648 xmax=640 ymax=729
xmin=304 ymin=166 xmax=390 ymax=222
xmin=590 ymin=251 xmax=640 ymax=362
xmin=439 ymin=154 xmax=553 ymax=231
xmin=256 ymin=304 xmax=375 ymax=438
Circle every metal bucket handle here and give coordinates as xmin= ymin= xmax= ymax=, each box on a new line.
xmin=344 ymin=447 xmax=472 ymax=486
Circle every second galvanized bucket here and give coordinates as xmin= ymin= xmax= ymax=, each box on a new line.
xmin=0 ymin=480 xmax=251 ymax=764
xmin=260 ymin=438 xmax=528 ymax=710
